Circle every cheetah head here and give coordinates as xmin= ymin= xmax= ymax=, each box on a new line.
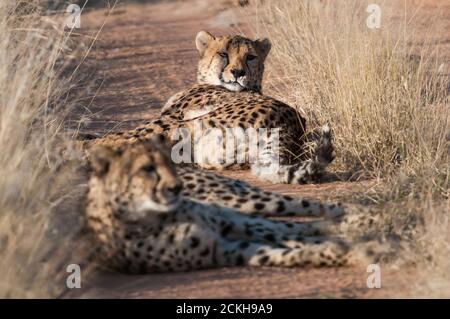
xmin=88 ymin=135 xmax=182 ymax=221
xmin=195 ymin=31 xmax=271 ymax=93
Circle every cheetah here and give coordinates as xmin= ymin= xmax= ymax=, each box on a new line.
xmin=85 ymin=135 xmax=388 ymax=273
xmin=83 ymin=32 xmax=334 ymax=184
xmin=159 ymin=30 xmax=271 ymax=116
xmin=86 ymin=77 xmax=332 ymax=182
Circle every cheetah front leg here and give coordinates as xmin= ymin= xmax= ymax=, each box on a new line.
xmin=215 ymin=237 xmax=393 ymax=268
xmin=197 ymin=205 xmax=340 ymax=247
xmin=177 ymin=167 xmax=344 ymax=219
xmin=215 ymin=239 xmax=349 ymax=268
xmin=227 ymin=191 xmax=344 ymax=219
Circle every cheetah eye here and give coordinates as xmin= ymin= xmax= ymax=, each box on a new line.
xmin=247 ymin=55 xmax=257 ymax=61
xmin=142 ymin=164 xmax=155 ymax=173
xmin=218 ymin=52 xmax=228 ymax=59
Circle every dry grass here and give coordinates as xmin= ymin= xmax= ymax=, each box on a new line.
xmin=0 ymin=1 xmax=92 ymax=298
xmin=251 ymin=0 xmax=450 ymax=296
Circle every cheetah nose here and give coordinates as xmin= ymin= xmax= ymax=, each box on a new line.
xmin=231 ymin=68 xmax=245 ymax=78
xmin=167 ymin=183 xmax=182 ymax=196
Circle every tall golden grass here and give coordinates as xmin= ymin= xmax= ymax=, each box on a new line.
xmin=252 ymin=0 xmax=449 ymax=296
xmin=0 ymin=1 xmax=91 ymax=298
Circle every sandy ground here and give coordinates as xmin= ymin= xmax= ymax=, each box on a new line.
xmin=73 ymin=0 xmax=448 ymax=298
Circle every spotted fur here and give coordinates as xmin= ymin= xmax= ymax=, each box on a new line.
xmin=85 ymin=138 xmax=389 ymax=274
xmin=86 ymin=84 xmax=334 ymax=184
xmin=83 ymin=33 xmax=333 ymax=184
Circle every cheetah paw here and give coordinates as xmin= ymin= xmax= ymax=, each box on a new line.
xmin=345 ymin=240 xmax=395 ymax=266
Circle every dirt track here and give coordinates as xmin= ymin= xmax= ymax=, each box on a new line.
xmin=73 ymin=0 xmax=444 ymax=298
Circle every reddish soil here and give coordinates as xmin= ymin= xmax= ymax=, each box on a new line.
xmin=75 ymin=0 xmax=448 ymax=298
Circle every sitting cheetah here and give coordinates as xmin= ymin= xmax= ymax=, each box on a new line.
xmin=85 ymin=136 xmax=387 ymax=273
xmin=85 ymin=32 xmax=334 ymax=185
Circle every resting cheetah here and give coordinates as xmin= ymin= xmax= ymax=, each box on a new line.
xmin=85 ymin=135 xmax=387 ymax=273
xmin=85 ymin=32 xmax=334 ymax=184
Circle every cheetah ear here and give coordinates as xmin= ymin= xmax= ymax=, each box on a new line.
xmin=89 ymin=145 xmax=115 ymax=176
xmin=195 ymin=31 xmax=215 ymax=57
xmin=254 ymin=38 xmax=271 ymax=61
